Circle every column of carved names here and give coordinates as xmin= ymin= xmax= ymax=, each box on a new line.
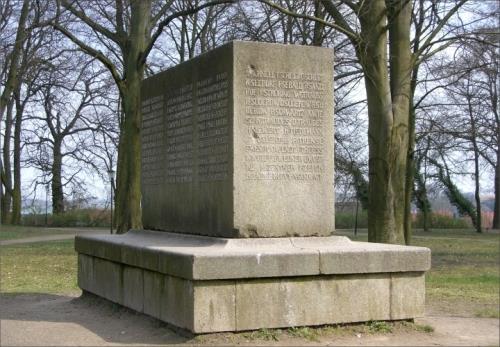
xmin=165 ymin=84 xmax=194 ymax=183
xmin=197 ymin=72 xmax=229 ymax=182
xmin=244 ymin=70 xmax=326 ymax=181
xmin=141 ymin=95 xmax=164 ymax=185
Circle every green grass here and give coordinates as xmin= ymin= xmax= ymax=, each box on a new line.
xmin=475 ymin=307 xmax=500 ymax=318
xmin=413 ymin=237 xmax=499 ymax=306
xmin=367 ymin=320 xmax=393 ymax=333
xmin=1 ymin=228 xmax=497 ymax=321
xmin=0 ymin=240 xmax=78 ymax=294
xmin=0 ymin=225 xmax=74 ymax=241
xmin=340 ymin=229 xmax=500 ymax=317
xmin=242 ymin=328 xmax=282 ymax=341
xmin=287 ymin=326 xmax=320 ymax=341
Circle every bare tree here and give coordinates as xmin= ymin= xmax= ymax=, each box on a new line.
xmin=50 ymin=0 xmax=234 ymax=232
xmin=25 ymin=56 xmax=105 ymax=214
xmin=260 ymin=0 xmax=480 ymax=243
xmin=1 ymin=0 xmax=54 ymax=223
xmin=0 ymin=0 xmax=29 ymax=123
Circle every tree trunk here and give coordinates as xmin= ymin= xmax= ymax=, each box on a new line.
xmin=114 ymin=0 xmax=150 ymax=233
xmin=468 ymin=97 xmax=482 ymax=233
xmin=494 ymin=142 xmax=500 ymax=229
xmin=493 ymin=79 xmax=500 ymax=229
xmin=1 ymin=100 xmax=14 ymax=223
xmin=11 ymin=92 xmax=24 ymax=224
xmin=404 ymin=62 xmax=420 ymax=241
xmin=312 ymin=2 xmax=325 ymax=46
xmin=387 ymin=0 xmax=412 ymax=243
xmin=52 ymin=140 xmax=64 ymax=214
xmin=359 ymin=0 xmax=411 ymax=244
xmin=473 ymin=148 xmax=482 ymax=233
xmin=359 ymin=1 xmax=395 ymax=243
xmin=0 ymin=0 xmax=29 ymax=123
xmin=414 ymin=166 xmax=431 ymax=231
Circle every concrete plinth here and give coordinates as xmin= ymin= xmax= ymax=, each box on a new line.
xmin=75 ymin=230 xmax=430 ymax=333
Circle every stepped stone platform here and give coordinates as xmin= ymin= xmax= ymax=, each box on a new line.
xmin=77 ymin=41 xmax=431 ymax=333
xmin=75 ymin=230 xmax=430 ymax=333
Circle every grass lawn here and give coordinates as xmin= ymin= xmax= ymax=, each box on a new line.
xmin=339 ymin=229 xmax=500 ymax=318
xmin=0 ymin=225 xmax=75 ymax=241
xmin=1 ymin=229 xmax=498 ymax=319
xmin=1 ymin=240 xmax=78 ymax=293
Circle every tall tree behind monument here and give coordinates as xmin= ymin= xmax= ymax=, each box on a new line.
xmin=260 ymin=0 xmax=470 ymax=243
xmin=1 ymin=0 xmax=56 ymax=224
xmin=0 ymin=0 xmax=30 ymax=223
xmin=53 ymin=0 xmax=233 ymax=232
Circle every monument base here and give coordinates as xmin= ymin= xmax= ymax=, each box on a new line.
xmin=75 ymin=230 xmax=430 ymax=333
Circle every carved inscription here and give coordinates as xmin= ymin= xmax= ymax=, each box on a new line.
xmin=142 ymin=71 xmax=230 ymax=185
xmin=165 ymin=84 xmax=194 ymax=183
xmin=141 ymin=95 xmax=165 ymax=185
xmin=244 ymin=70 xmax=327 ymax=181
xmin=197 ymin=72 xmax=230 ymax=182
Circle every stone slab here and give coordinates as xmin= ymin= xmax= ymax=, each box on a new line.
xmin=143 ymin=270 xmax=162 ymax=319
xmin=75 ymin=230 xmax=430 ymax=281
xmin=193 ymin=281 xmax=236 ymax=332
xmin=390 ymin=272 xmax=426 ymax=319
xmin=93 ymin=257 xmax=122 ymax=304
xmin=141 ymin=41 xmax=335 ymax=238
xmin=123 ymin=266 xmax=144 ymax=313
xmin=161 ymin=274 xmax=194 ymax=330
xmin=77 ymin=254 xmax=426 ymax=333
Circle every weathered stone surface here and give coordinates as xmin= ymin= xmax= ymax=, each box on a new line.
xmin=143 ymin=270 xmax=162 ymax=319
xmin=161 ymin=274 xmax=194 ymax=331
xmin=235 ymin=278 xmax=332 ymax=330
xmin=327 ymin=274 xmax=391 ymax=323
xmin=193 ymin=281 xmax=236 ymax=332
xmin=141 ymin=41 xmax=335 ymax=238
xmin=390 ymin=272 xmax=426 ymax=319
xmin=123 ymin=266 xmax=144 ymax=313
xmin=76 ymin=252 xmax=427 ymax=333
xmin=75 ymin=231 xmax=430 ymax=280
xmin=77 ymin=254 xmax=95 ymax=293
xmin=92 ymin=257 xmax=122 ymax=304
xmin=234 ymin=274 xmax=393 ymax=331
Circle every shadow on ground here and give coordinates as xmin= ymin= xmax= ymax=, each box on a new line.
xmin=1 ymin=292 xmax=499 ymax=347
xmin=0 ymin=292 xmax=190 ymax=346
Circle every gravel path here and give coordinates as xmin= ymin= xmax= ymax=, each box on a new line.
xmin=0 ymin=229 xmax=107 ymax=246
xmin=1 ymin=293 xmax=498 ymax=346
xmin=1 ymin=230 xmax=498 ymax=345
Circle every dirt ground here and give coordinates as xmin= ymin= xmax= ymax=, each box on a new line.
xmin=1 ymin=293 xmax=498 ymax=346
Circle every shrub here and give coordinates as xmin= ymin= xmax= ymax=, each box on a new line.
xmin=22 ymin=208 xmax=111 ymax=227
xmin=413 ymin=212 xmax=471 ymax=229
xmin=336 ymin=210 xmax=471 ymax=230
xmin=335 ymin=210 xmax=368 ymax=229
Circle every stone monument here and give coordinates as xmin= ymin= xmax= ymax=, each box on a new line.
xmin=140 ymin=41 xmax=334 ymax=238
xmin=75 ymin=41 xmax=430 ymax=333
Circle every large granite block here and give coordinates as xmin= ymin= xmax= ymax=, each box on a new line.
xmin=75 ymin=230 xmax=430 ymax=280
xmin=123 ymin=266 xmax=144 ymax=313
xmin=76 ymin=231 xmax=430 ymax=333
xmin=193 ymin=281 xmax=236 ymax=332
xmin=93 ymin=257 xmax=122 ymax=304
xmin=77 ymin=254 xmax=95 ymax=293
xmin=76 ymin=247 xmax=428 ymax=333
xmin=143 ymin=270 xmax=162 ymax=319
xmin=390 ymin=272 xmax=426 ymax=319
xmin=141 ymin=41 xmax=334 ymax=238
